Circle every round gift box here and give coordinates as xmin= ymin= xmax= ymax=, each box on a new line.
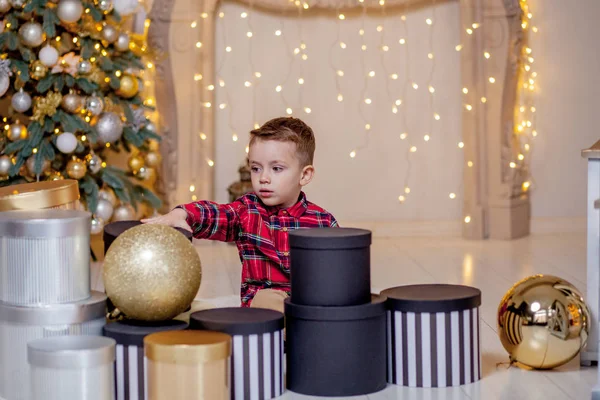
xmin=103 ymin=319 xmax=189 ymax=400
xmin=288 ymin=227 xmax=372 ymax=306
xmin=0 ymin=291 xmax=107 ymax=400
xmin=27 ymin=335 xmax=116 ymax=400
xmin=284 ymin=295 xmax=387 ymax=397
xmin=190 ymin=307 xmax=285 ymax=400
xmin=381 ymin=284 xmax=482 ymax=388
xmin=103 ymin=220 xmax=194 ymax=255
xmin=0 ymin=209 xmax=91 ymax=305
xmin=144 ymin=330 xmax=232 ymax=400
xmin=0 ymin=180 xmax=80 ymax=211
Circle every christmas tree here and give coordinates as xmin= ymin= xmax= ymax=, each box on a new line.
xmin=0 ymin=0 xmax=162 ymax=232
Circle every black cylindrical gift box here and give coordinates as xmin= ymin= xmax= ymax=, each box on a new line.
xmin=190 ymin=308 xmax=285 ymax=400
xmin=102 ymin=319 xmax=189 ymax=400
xmin=288 ymin=227 xmax=371 ymax=306
xmin=284 ymin=296 xmax=387 ymax=397
xmin=103 ymin=220 xmax=193 ymax=254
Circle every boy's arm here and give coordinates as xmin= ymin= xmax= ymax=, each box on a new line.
xmin=176 ymin=199 xmax=243 ymax=242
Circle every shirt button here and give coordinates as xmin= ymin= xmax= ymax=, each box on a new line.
xmin=283 ymin=252 xmax=289 ymax=256
xmin=282 ymin=227 xmax=288 ymax=232
xmin=282 ymin=210 xmax=288 ymax=214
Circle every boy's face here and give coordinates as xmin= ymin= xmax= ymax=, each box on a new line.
xmin=248 ymin=139 xmax=313 ymax=208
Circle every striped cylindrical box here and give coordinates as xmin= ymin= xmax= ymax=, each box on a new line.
xmin=103 ymin=320 xmax=189 ymax=400
xmin=0 ymin=209 xmax=91 ymax=306
xmin=0 ymin=292 xmax=107 ymax=400
xmin=190 ymin=307 xmax=285 ymax=400
xmin=27 ymin=336 xmax=116 ymax=400
xmin=381 ymin=284 xmax=482 ymax=388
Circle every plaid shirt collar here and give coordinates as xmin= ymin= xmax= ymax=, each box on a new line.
xmin=258 ymin=191 xmax=308 ymax=218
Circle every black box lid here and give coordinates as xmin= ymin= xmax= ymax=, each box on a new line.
xmin=381 ymin=284 xmax=481 ymax=313
xmin=289 ymin=227 xmax=371 ymax=250
xmin=190 ymin=308 xmax=284 ymax=336
xmin=103 ymin=319 xmax=189 ymax=347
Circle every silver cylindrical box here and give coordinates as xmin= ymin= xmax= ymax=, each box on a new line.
xmin=0 ymin=209 xmax=91 ymax=305
xmin=28 ymin=335 xmax=116 ymax=400
xmin=0 ymin=291 xmax=107 ymax=400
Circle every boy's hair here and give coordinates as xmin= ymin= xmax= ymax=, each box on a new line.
xmin=249 ymin=117 xmax=315 ymax=167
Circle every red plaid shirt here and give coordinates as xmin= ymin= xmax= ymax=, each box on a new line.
xmin=178 ymin=192 xmax=337 ymax=306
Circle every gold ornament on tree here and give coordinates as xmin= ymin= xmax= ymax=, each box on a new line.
xmin=66 ymin=158 xmax=87 ymax=180
xmin=112 ymin=203 xmax=135 ymax=221
xmin=30 ymin=60 xmax=47 ymax=80
xmin=127 ymin=154 xmax=144 ymax=173
xmin=32 ymin=91 xmax=62 ymax=121
xmin=497 ymin=274 xmax=590 ymax=369
xmin=103 ymin=224 xmax=202 ymax=321
xmin=61 ymin=91 xmax=83 ymax=113
xmin=26 ymin=155 xmax=50 ymax=176
xmin=144 ymin=151 xmax=161 ymax=168
xmin=6 ymin=122 xmax=27 ymax=141
xmin=47 ymin=171 xmax=64 ymax=180
xmin=116 ymin=74 xmax=138 ymax=98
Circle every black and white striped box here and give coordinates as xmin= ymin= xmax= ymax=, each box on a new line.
xmin=381 ymin=284 xmax=482 ymax=388
xmin=190 ymin=307 xmax=285 ymax=400
xmin=103 ymin=319 xmax=189 ymax=400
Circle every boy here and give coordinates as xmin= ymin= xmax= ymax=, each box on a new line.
xmin=142 ymin=117 xmax=337 ymax=310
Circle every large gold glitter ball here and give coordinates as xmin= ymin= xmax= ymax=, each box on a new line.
xmin=116 ymin=74 xmax=139 ymax=98
xmin=497 ymin=274 xmax=590 ymax=369
xmin=103 ymin=224 xmax=202 ymax=321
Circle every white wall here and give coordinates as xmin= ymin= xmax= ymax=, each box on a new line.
xmin=528 ymin=0 xmax=600 ymax=218
xmin=213 ymin=0 xmax=596 ymax=223
xmin=213 ymin=1 xmax=463 ymax=223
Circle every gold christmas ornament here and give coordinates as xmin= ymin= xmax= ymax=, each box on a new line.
xmin=66 ymin=158 xmax=87 ymax=180
xmin=148 ymin=139 xmax=160 ymax=152
xmin=127 ymin=154 xmax=144 ymax=173
xmin=32 ymin=91 xmax=62 ymax=121
xmin=7 ymin=122 xmax=27 ymax=141
xmin=497 ymin=274 xmax=590 ymax=369
xmin=144 ymin=151 xmax=161 ymax=168
xmin=112 ymin=203 xmax=135 ymax=221
xmin=30 ymin=60 xmax=48 ymax=80
xmin=116 ymin=74 xmax=138 ymax=98
xmin=47 ymin=171 xmax=65 ymax=180
xmin=26 ymin=155 xmax=50 ymax=176
xmin=103 ymin=224 xmax=202 ymax=321
xmin=61 ymin=91 xmax=83 ymax=113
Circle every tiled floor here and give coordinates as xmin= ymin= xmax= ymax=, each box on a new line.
xmin=92 ymin=233 xmax=599 ymax=399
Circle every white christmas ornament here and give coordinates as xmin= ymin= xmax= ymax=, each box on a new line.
xmin=113 ymin=0 xmax=139 ymax=16
xmin=57 ymin=0 xmax=83 ymax=23
xmin=56 ymin=132 xmax=78 ymax=153
xmin=39 ymin=45 xmax=59 ymax=67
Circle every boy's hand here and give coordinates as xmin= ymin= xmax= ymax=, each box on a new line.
xmin=141 ymin=208 xmax=193 ymax=233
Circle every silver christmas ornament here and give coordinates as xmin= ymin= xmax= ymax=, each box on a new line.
xmin=39 ymin=45 xmax=60 ymax=67
xmin=0 ymin=0 xmax=11 ymax=12
xmin=11 ymin=89 xmax=32 ymax=113
xmin=95 ymin=112 xmax=123 ymax=143
xmin=114 ymin=33 xmax=130 ymax=52
xmin=18 ymin=22 xmax=44 ymax=47
xmin=144 ymin=151 xmax=161 ymax=168
xmin=87 ymin=153 xmax=102 ymax=174
xmin=0 ymin=155 xmax=11 ymax=176
xmin=7 ymin=122 xmax=26 ymax=141
xmin=56 ymin=132 xmax=78 ymax=153
xmin=57 ymin=0 xmax=83 ymax=23
xmin=90 ymin=215 xmax=105 ymax=235
xmin=95 ymin=198 xmax=114 ymax=221
xmin=26 ymin=155 xmax=49 ymax=176
xmin=85 ymin=94 xmax=103 ymax=115
xmin=101 ymin=25 xmax=118 ymax=43
xmin=77 ymin=59 xmax=92 ymax=75
xmin=98 ymin=187 xmax=117 ymax=206
xmin=98 ymin=0 xmax=112 ymax=12
xmin=0 ymin=73 xmax=8 ymax=98
xmin=9 ymin=0 xmax=25 ymax=8
xmin=61 ymin=92 xmax=83 ymax=113
xmin=112 ymin=203 xmax=135 ymax=221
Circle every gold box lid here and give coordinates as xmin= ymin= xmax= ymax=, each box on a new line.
xmin=0 ymin=180 xmax=80 ymax=211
